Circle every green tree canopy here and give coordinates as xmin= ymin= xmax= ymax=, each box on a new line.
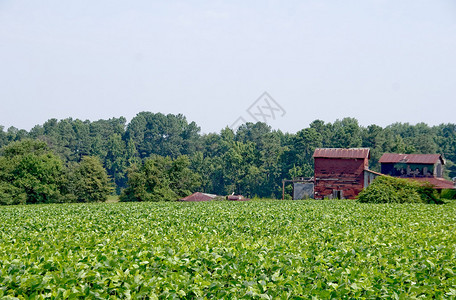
xmin=120 ymin=155 xmax=201 ymax=202
xmin=66 ymin=156 xmax=113 ymax=203
xmin=1 ymin=114 xmax=456 ymax=201
xmin=124 ymin=112 xmax=200 ymax=159
xmin=0 ymin=140 xmax=66 ymax=204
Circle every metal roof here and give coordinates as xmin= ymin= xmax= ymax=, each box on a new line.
xmin=179 ymin=192 xmax=218 ymax=202
xmin=313 ymin=148 xmax=370 ymax=159
xmin=410 ymin=177 xmax=455 ymax=190
xmin=379 ymin=153 xmax=443 ymax=165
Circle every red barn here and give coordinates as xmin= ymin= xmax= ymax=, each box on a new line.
xmin=379 ymin=153 xmax=455 ymax=190
xmin=313 ymin=148 xmax=371 ymax=199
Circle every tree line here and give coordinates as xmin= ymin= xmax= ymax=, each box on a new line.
xmin=0 ymin=112 xmax=455 ymax=203
xmin=0 ymin=140 xmax=111 ymax=205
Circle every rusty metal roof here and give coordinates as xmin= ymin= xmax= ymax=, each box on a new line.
xmin=179 ymin=192 xmax=217 ymax=202
xmin=379 ymin=153 xmax=443 ymax=165
xmin=313 ymin=148 xmax=370 ymax=159
xmin=410 ymin=177 xmax=455 ymax=190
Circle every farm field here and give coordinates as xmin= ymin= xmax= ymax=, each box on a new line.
xmin=1 ymin=200 xmax=456 ymax=299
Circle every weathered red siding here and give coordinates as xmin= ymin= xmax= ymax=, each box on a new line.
xmin=314 ymin=157 xmax=368 ymax=199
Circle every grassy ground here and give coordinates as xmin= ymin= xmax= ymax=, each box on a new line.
xmin=1 ymin=200 xmax=456 ymax=298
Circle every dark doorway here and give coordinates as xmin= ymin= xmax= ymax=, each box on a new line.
xmin=332 ymin=190 xmax=343 ymax=199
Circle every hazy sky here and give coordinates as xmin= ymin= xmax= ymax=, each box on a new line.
xmin=1 ymin=0 xmax=455 ymax=133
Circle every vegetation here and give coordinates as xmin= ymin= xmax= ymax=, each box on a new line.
xmin=1 ymin=200 xmax=456 ymax=298
xmin=357 ymin=176 xmax=442 ymax=204
xmin=0 ymin=140 xmax=66 ymax=205
xmin=120 ymin=155 xmax=200 ymax=202
xmin=441 ymin=189 xmax=456 ymax=200
xmin=0 ymin=140 xmax=112 ymax=205
xmin=65 ymin=156 xmax=113 ymax=203
xmin=1 ymin=114 xmax=454 ymax=298
xmin=1 ymin=113 xmax=456 ymax=201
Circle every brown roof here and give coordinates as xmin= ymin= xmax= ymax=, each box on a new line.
xmin=379 ymin=153 xmax=443 ymax=165
xmin=179 ymin=192 xmax=217 ymax=202
xmin=409 ymin=177 xmax=455 ymax=190
xmin=313 ymin=148 xmax=370 ymax=159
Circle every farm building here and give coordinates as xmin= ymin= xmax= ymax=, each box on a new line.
xmin=292 ymin=178 xmax=314 ymax=200
xmin=379 ymin=153 xmax=455 ymax=190
xmin=313 ymin=148 xmax=380 ymax=199
xmin=179 ymin=192 xmax=218 ymax=202
xmin=281 ymin=177 xmax=314 ymax=200
xmin=227 ymin=195 xmax=249 ymax=201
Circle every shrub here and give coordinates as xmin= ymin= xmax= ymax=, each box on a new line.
xmin=357 ymin=176 xmax=442 ymax=204
xmin=441 ymin=189 xmax=456 ymax=200
xmin=0 ymin=181 xmax=26 ymax=205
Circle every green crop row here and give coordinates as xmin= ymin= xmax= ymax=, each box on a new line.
xmin=1 ymin=200 xmax=456 ymax=299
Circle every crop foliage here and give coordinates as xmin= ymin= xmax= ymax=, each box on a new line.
xmin=1 ymin=200 xmax=456 ymax=298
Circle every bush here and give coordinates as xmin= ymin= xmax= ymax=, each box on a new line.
xmin=357 ymin=176 xmax=443 ymax=204
xmin=0 ymin=182 xmax=26 ymax=205
xmin=441 ymin=189 xmax=456 ymax=200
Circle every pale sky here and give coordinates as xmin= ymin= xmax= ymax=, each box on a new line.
xmin=1 ymin=0 xmax=455 ymax=133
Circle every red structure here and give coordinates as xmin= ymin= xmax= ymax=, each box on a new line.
xmin=379 ymin=153 xmax=455 ymax=190
xmin=227 ymin=195 xmax=249 ymax=201
xmin=411 ymin=177 xmax=455 ymax=190
xmin=313 ymin=148 xmax=371 ymax=199
xmin=179 ymin=192 xmax=217 ymax=202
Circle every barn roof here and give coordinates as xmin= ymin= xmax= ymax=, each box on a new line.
xmin=313 ymin=148 xmax=370 ymax=159
xmin=379 ymin=153 xmax=444 ymax=165
xmin=409 ymin=177 xmax=455 ymax=190
xmin=179 ymin=192 xmax=218 ymax=202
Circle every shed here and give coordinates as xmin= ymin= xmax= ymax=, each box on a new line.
xmin=293 ymin=182 xmax=314 ymax=199
xmin=313 ymin=148 xmax=371 ymax=199
xmin=410 ymin=177 xmax=455 ymax=190
xmin=227 ymin=195 xmax=249 ymax=201
xmin=379 ymin=153 xmax=454 ymax=190
xmin=281 ymin=177 xmax=314 ymax=200
xmin=379 ymin=153 xmax=445 ymax=178
xmin=179 ymin=192 xmax=218 ymax=202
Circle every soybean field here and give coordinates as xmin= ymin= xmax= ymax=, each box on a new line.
xmin=1 ymin=200 xmax=456 ymax=299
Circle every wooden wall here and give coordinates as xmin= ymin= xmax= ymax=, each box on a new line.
xmin=314 ymin=157 xmax=367 ymax=199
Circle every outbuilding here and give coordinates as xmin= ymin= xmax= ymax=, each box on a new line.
xmin=179 ymin=192 xmax=218 ymax=202
xmin=379 ymin=153 xmax=455 ymax=190
xmin=379 ymin=153 xmax=444 ymax=178
xmin=313 ymin=148 xmax=373 ymax=199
